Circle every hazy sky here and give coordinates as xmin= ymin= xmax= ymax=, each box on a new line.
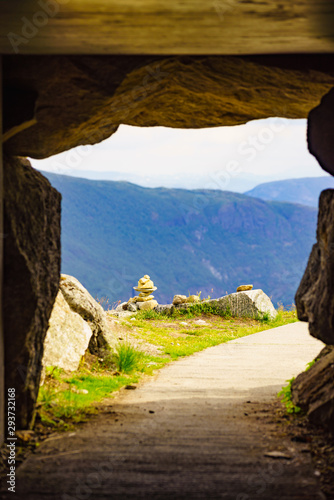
xmin=30 ymin=117 xmax=327 ymax=191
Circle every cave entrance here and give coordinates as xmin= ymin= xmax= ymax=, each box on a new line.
xmin=3 ymin=53 xmax=334 ymax=438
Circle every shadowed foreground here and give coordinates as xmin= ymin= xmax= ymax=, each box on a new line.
xmin=3 ymin=323 xmax=325 ymax=499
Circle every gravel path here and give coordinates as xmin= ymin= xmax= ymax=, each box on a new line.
xmin=2 ymin=322 xmax=326 ymax=500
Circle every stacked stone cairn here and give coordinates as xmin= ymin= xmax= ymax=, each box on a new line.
xmin=127 ymin=275 xmax=158 ymax=311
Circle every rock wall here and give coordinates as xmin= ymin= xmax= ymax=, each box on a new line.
xmin=295 ymin=104 xmax=334 ymax=430
xmin=295 ymin=189 xmax=334 ymax=345
xmin=4 ymin=156 xmax=61 ymax=429
xmin=308 ymin=88 xmax=334 ymax=177
xmin=291 ymin=346 xmax=334 ymax=431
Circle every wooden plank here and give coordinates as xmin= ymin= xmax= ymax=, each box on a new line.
xmin=0 ymin=0 xmax=333 ymax=55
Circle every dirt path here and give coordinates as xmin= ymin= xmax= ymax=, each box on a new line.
xmin=2 ymin=323 xmax=326 ymax=500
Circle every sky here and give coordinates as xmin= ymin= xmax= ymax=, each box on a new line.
xmin=30 ymin=117 xmax=328 ymax=192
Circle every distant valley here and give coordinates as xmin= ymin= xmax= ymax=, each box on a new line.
xmin=42 ymin=172 xmax=318 ymax=308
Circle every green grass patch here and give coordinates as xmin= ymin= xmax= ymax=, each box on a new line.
xmin=278 ymin=353 xmax=318 ymax=416
xmin=137 ymin=301 xmax=233 ymax=320
xmin=37 ymin=371 xmax=140 ymax=429
xmin=129 ymin=310 xmax=297 ymax=361
xmin=113 ymin=342 xmax=143 ymax=374
xmin=278 ymin=377 xmax=302 ymax=414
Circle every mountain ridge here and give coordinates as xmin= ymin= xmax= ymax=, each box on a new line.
xmin=245 ymin=176 xmax=334 ymax=207
xmin=41 ymin=171 xmax=317 ymax=307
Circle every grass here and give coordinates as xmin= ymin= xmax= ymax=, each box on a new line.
xmin=37 ymin=307 xmax=298 ymax=431
xmin=130 ymin=308 xmax=297 ymax=360
xmin=113 ymin=342 xmax=143 ymax=373
xmin=277 ymin=353 xmax=319 ymax=416
xmin=278 ymin=377 xmax=302 ymax=414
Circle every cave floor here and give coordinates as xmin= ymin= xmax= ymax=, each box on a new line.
xmin=2 ymin=323 xmax=326 ymax=500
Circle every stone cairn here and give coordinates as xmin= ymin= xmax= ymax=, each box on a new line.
xmin=133 ymin=274 xmax=157 ymax=303
xmin=125 ymin=274 xmax=158 ymax=311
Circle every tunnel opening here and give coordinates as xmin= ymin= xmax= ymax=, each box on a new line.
xmin=2 ymin=53 xmax=334 ymax=436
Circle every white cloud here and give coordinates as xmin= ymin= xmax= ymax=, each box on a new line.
xmin=30 ymin=118 xmax=326 ymax=190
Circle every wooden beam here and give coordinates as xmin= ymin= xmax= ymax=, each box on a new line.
xmin=0 ymin=1 xmax=333 ymax=55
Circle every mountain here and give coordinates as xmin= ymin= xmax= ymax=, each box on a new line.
xmin=42 ymin=171 xmax=317 ymax=307
xmin=245 ymin=176 xmax=334 ymax=207
xmin=33 ymin=165 xmax=278 ymax=192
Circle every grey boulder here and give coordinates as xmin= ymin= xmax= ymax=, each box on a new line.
xmin=208 ymin=289 xmax=277 ymax=319
xmin=59 ymin=274 xmax=116 ymax=354
xmin=42 ymin=291 xmax=92 ymax=373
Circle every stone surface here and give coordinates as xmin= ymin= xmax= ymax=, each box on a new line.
xmin=109 ymin=310 xmax=135 ymax=319
xmin=308 ymin=87 xmax=334 ymax=177
xmin=136 ymin=275 xmax=155 ymax=290
xmin=172 ymin=295 xmax=187 ymax=305
xmin=154 ymin=304 xmax=174 ymax=314
xmin=185 ymin=295 xmax=200 ymax=304
xmin=137 ymin=300 xmax=158 ymax=311
xmin=3 ymin=56 xmax=334 ymax=159
xmin=42 ymin=291 xmax=92 ymax=372
xmin=133 ymin=275 xmax=157 ymax=304
xmin=127 ymin=303 xmax=138 ymax=313
xmin=237 ymin=284 xmax=253 ymax=292
xmin=59 ymin=274 xmax=116 ymax=354
xmin=295 ymin=189 xmax=334 ymax=345
xmin=115 ymin=302 xmax=128 ymax=312
xmin=193 ymin=319 xmax=208 ymax=326
xmin=291 ymin=346 xmax=334 ymax=431
xmin=136 ymin=295 xmax=154 ymax=302
xmin=3 ymin=156 xmax=61 ymax=429
xmin=210 ymin=289 xmax=277 ymax=319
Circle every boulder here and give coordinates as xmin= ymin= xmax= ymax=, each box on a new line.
xmin=237 ymin=285 xmax=253 ymax=292
xmin=173 ymin=295 xmax=187 ymax=305
xmin=59 ymin=274 xmax=116 ymax=354
xmin=42 ymin=291 xmax=92 ymax=372
xmin=115 ymin=302 xmax=128 ymax=312
xmin=210 ymin=289 xmax=277 ymax=319
xmin=185 ymin=295 xmax=200 ymax=304
xmin=127 ymin=303 xmax=138 ymax=313
xmin=137 ymin=300 xmax=158 ymax=311
xmin=4 ymin=156 xmax=61 ymax=429
xmin=291 ymin=346 xmax=334 ymax=431
xmin=154 ymin=304 xmax=174 ymax=314
xmin=295 ymin=189 xmax=334 ymax=344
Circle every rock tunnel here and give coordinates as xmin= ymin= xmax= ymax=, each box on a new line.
xmin=1 ymin=1 xmax=334 ymax=441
